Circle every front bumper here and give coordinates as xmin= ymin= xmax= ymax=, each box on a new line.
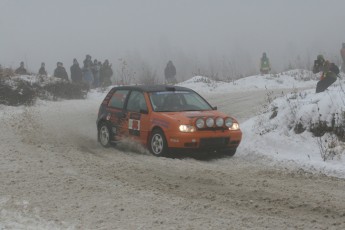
xmin=166 ymin=129 xmax=242 ymax=150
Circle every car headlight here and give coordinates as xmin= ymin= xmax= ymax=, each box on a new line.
xmin=225 ymin=118 xmax=233 ymax=128
xmin=206 ymin=117 xmax=214 ymax=127
xmin=215 ymin=117 xmax=224 ymax=127
xmin=179 ymin=125 xmax=196 ymax=132
xmin=230 ymin=122 xmax=240 ymax=130
xmin=196 ymin=118 xmax=205 ymax=129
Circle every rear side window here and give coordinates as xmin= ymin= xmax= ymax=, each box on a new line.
xmin=126 ymin=91 xmax=148 ymax=112
xmin=108 ymin=90 xmax=129 ymax=108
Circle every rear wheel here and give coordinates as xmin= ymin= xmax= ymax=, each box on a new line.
xmin=98 ymin=123 xmax=111 ymax=147
xmin=149 ymin=129 xmax=168 ymax=157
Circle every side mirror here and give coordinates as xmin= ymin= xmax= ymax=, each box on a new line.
xmin=140 ymin=109 xmax=149 ymax=114
xmin=213 ymin=106 xmax=217 ymax=110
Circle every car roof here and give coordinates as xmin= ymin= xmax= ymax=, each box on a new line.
xmin=109 ymin=85 xmax=194 ymax=93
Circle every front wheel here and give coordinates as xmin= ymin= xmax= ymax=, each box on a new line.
xmin=98 ymin=123 xmax=111 ymax=147
xmin=149 ymin=129 xmax=168 ymax=157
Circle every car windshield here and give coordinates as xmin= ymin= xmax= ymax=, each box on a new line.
xmin=149 ymin=91 xmax=213 ymax=112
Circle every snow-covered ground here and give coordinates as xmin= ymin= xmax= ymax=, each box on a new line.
xmin=2 ymin=69 xmax=345 ymax=178
xmin=1 ymin=69 xmax=345 ymax=229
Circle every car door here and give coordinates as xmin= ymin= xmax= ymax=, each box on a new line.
xmin=124 ymin=90 xmax=150 ymax=144
xmin=106 ymin=89 xmax=130 ymax=141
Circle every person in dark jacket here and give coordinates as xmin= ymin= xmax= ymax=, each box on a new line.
xmin=313 ymin=55 xmax=338 ymax=93
xmin=70 ymin=59 xmax=82 ymax=84
xmin=100 ymin=59 xmax=113 ymax=87
xmin=164 ymin=60 xmax=177 ymax=84
xmin=15 ymin=61 xmax=28 ymax=75
xmin=83 ymin=54 xmax=93 ymax=69
xmin=54 ymin=62 xmax=69 ymax=81
xmin=260 ymin=52 xmax=271 ymax=75
xmin=38 ymin=62 xmax=47 ymax=76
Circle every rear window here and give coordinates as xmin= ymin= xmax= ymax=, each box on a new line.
xmin=108 ymin=90 xmax=129 ymax=109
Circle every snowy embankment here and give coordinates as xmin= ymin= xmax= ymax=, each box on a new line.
xmin=178 ymin=70 xmax=345 ymax=178
xmin=178 ymin=69 xmax=318 ymax=93
xmin=1 ymin=69 xmax=345 ymax=228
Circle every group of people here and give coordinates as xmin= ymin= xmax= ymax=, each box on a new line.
xmin=13 ymin=44 xmax=345 ymax=93
xmin=77 ymin=55 xmax=113 ymax=88
xmin=15 ymin=55 xmax=114 ymax=89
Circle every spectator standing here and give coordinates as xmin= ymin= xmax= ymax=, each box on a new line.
xmin=341 ymin=43 xmax=345 ymax=73
xmin=100 ymin=59 xmax=113 ymax=87
xmin=83 ymin=54 xmax=93 ymax=68
xmin=38 ymin=62 xmax=47 ymax=76
xmin=15 ymin=61 xmax=28 ymax=75
xmin=82 ymin=62 xmax=94 ymax=89
xmin=260 ymin=52 xmax=271 ymax=75
xmin=164 ymin=60 xmax=177 ymax=84
xmin=70 ymin=58 xmax=83 ymax=84
xmin=54 ymin=62 xmax=69 ymax=81
xmin=92 ymin=59 xmax=101 ymax=88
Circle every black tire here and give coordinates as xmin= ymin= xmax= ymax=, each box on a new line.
xmin=221 ymin=148 xmax=237 ymax=157
xmin=98 ymin=122 xmax=111 ymax=147
xmin=149 ymin=129 xmax=168 ymax=157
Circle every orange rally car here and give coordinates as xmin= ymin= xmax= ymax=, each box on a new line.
xmin=97 ymin=85 xmax=242 ymax=156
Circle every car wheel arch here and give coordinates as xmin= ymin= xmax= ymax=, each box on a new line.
xmin=97 ymin=120 xmax=112 ymax=142
xmin=97 ymin=119 xmax=110 ymax=130
xmin=148 ymin=127 xmax=169 ymax=156
xmin=147 ymin=126 xmax=165 ymax=146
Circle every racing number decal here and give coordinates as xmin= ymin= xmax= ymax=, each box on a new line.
xmin=128 ymin=113 xmax=141 ymax=136
xmin=129 ymin=119 xmax=140 ymax=130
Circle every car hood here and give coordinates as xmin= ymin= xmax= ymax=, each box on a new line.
xmin=158 ymin=110 xmax=235 ymax=123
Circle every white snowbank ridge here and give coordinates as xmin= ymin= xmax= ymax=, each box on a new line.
xmin=178 ymin=69 xmax=318 ymax=93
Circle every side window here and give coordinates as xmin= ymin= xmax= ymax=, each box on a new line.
xmin=127 ymin=91 xmax=148 ymax=112
xmin=108 ymin=90 xmax=129 ymax=109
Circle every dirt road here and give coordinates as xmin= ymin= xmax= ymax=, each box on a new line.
xmin=1 ymin=89 xmax=345 ymax=229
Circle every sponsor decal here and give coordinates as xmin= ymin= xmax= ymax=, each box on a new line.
xmin=128 ymin=119 xmax=140 ymax=131
xmin=170 ymin=138 xmax=180 ymax=143
xmin=128 ymin=118 xmax=141 ymax=137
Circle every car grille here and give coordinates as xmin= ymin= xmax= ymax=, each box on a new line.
xmin=199 ymin=137 xmax=229 ymax=148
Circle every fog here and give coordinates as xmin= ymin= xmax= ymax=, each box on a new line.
xmin=1 ymin=0 xmax=345 ymax=82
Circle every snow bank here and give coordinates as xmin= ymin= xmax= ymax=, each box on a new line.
xmin=240 ymin=75 xmax=345 ymax=178
xmin=178 ymin=69 xmax=318 ymax=93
